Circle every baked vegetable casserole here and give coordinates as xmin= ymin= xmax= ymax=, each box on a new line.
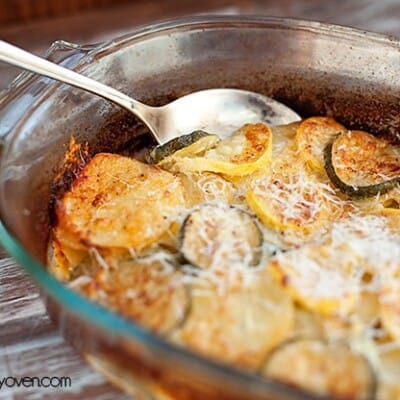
xmin=48 ymin=117 xmax=400 ymax=400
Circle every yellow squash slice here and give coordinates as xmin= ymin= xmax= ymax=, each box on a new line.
xmin=263 ymin=339 xmax=376 ymax=400
xmin=246 ymin=169 xmax=344 ymax=235
xmin=160 ymin=123 xmax=272 ymax=176
xmin=178 ymin=271 xmax=293 ymax=370
xmin=270 ymin=243 xmax=360 ymax=315
xmin=296 ymin=117 xmax=347 ymax=173
xmin=56 ymin=153 xmax=187 ymax=251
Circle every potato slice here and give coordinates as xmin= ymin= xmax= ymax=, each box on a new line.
xmin=78 ymin=254 xmax=190 ymax=335
xmin=263 ymin=339 xmax=376 ymax=400
xmin=56 ymin=153 xmax=187 ymax=251
xmin=177 ymin=172 xmax=236 ymax=207
xmin=162 ymin=123 xmax=272 ymax=176
xmin=296 ymin=116 xmax=347 ymax=173
xmin=48 ymin=224 xmax=89 ymax=281
xmin=47 ymin=240 xmax=72 ymax=282
xmin=179 ymin=271 xmax=293 ymax=369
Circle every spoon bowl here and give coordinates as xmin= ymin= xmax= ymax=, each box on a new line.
xmin=0 ymin=40 xmax=300 ymax=144
xmin=154 ymin=88 xmax=301 ymax=141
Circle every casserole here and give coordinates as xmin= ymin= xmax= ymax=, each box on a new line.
xmin=1 ymin=16 xmax=400 ymax=400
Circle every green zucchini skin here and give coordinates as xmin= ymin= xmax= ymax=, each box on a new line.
xmin=179 ymin=204 xmax=263 ymax=270
xmin=324 ymin=140 xmax=400 ymax=198
xmin=146 ymin=130 xmax=212 ymax=164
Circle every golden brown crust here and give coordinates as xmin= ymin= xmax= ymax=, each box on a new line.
xmin=56 ymin=153 xmax=187 ymax=250
xmin=48 ymin=119 xmax=400 ymax=398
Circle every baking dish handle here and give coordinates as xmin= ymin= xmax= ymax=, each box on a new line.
xmin=0 ymin=40 xmax=98 ymax=151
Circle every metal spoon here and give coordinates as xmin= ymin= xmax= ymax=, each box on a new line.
xmin=0 ymin=40 xmax=300 ymax=144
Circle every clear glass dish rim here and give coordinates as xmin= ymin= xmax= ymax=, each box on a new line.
xmin=1 ymin=15 xmax=399 ymax=400
xmin=1 ymin=14 xmax=399 ymax=105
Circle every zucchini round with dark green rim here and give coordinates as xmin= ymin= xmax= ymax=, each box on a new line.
xmin=324 ymin=131 xmax=400 ymax=198
xmin=262 ymin=338 xmax=377 ymax=400
xmin=146 ymin=130 xmax=219 ymax=164
xmin=180 ymin=204 xmax=263 ymax=269
xmin=296 ymin=116 xmax=347 ymax=173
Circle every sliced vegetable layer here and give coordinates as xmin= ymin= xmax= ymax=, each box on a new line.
xmin=324 ymin=130 xmax=400 ymax=198
xmin=49 ymin=117 xmax=400 ymax=397
xmin=48 ymin=236 xmax=87 ymax=281
xmin=72 ymin=252 xmax=190 ymax=335
xmin=177 ymin=172 xmax=236 ymax=207
xmin=180 ymin=204 xmax=262 ymax=269
xmin=148 ymin=130 xmax=220 ymax=164
xmin=296 ymin=116 xmax=347 ymax=172
xmin=246 ymin=169 xmax=344 ymax=235
xmin=263 ymin=339 xmax=376 ymax=400
xmin=159 ymin=123 xmax=272 ymax=176
xmin=57 ymin=153 xmax=187 ymax=251
xmin=270 ymin=243 xmax=359 ymax=315
xmin=178 ymin=271 xmax=293 ymax=369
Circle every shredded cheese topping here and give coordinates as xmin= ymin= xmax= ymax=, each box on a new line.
xmin=49 ymin=120 xmax=400 ymax=398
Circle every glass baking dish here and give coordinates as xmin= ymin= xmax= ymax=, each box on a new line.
xmin=1 ymin=16 xmax=400 ymax=400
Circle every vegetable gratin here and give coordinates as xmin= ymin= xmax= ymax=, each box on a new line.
xmin=48 ymin=117 xmax=400 ymax=400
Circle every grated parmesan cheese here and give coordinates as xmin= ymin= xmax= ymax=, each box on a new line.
xmin=50 ymin=119 xmax=400 ymax=396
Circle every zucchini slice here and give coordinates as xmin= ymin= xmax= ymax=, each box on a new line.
xmin=56 ymin=153 xmax=187 ymax=251
xmin=262 ymin=339 xmax=376 ymax=400
xmin=147 ymin=130 xmax=220 ymax=164
xmin=75 ymin=252 xmax=190 ymax=335
xmin=162 ymin=123 xmax=273 ymax=176
xmin=178 ymin=271 xmax=293 ymax=369
xmin=324 ymin=130 xmax=400 ymax=198
xmin=180 ymin=204 xmax=262 ymax=269
xmin=296 ymin=117 xmax=347 ymax=173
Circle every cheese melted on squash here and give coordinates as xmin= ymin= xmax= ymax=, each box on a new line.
xmin=49 ymin=120 xmax=400 ymax=400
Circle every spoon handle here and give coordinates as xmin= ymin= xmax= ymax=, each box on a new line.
xmin=0 ymin=40 xmax=154 ymax=131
